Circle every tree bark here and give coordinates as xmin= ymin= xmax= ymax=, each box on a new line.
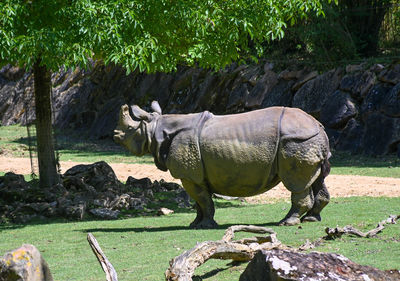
xmin=33 ymin=58 xmax=60 ymax=188
xmin=165 ymin=225 xmax=282 ymax=281
xmin=240 ymin=249 xmax=400 ymax=281
xmin=87 ymin=233 xmax=118 ymax=281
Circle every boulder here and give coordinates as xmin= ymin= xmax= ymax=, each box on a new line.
xmin=261 ymin=80 xmax=294 ymax=108
xmin=362 ymin=112 xmax=400 ymax=155
xmin=339 ymin=70 xmax=376 ymax=100
xmin=0 ymin=244 xmax=53 ymax=281
xmin=378 ymin=64 xmax=400 ymax=85
xmin=291 ymin=70 xmax=318 ymax=91
xmin=245 ymin=70 xmax=278 ymax=109
xmin=157 ymin=207 xmax=174 ymax=216
xmin=227 ymin=84 xmax=249 ymax=111
xmin=335 ymin=119 xmax=363 ymax=153
xmin=360 ymin=83 xmax=393 ymax=119
xmin=292 ymin=69 xmax=343 ymax=118
xmin=89 ymin=208 xmax=120 ymax=220
xmin=63 ymin=161 xmax=123 ymax=193
xmin=320 ymin=90 xmax=357 ymax=129
xmin=380 ymin=82 xmax=400 ymax=117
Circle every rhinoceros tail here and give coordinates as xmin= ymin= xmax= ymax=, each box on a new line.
xmin=321 ymin=154 xmax=331 ymax=178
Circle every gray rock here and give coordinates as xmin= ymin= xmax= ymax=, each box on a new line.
xmin=0 ymin=244 xmax=53 ymax=281
xmin=157 ymin=207 xmax=174 ymax=216
xmin=262 ymin=80 xmax=294 ymax=108
xmin=129 ymin=197 xmax=145 ymax=210
xmin=110 ymin=194 xmax=131 ymax=210
xmin=89 ymin=208 xmax=120 ymax=219
xmin=227 ymin=84 xmax=248 ymax=110
xmin=335 ymin=119 xmax=363 ymax=153
xmin=320 ymin=90 xmax=357 ymax=129
xmin=245 ymin=70 xmax=278 ymax=109
xmin=293 ymin=69 xmax=342 ymax=118
xmin=361 ymin=83 xmax=392 ymax=120
xmin=380 ymin=82 xmax=400 ymax=117
xmin=362 ymin=112 xmax=400 ymax=155
xmin=378 ymin=64 xmax=400 ymax=85
xmin=65 ymin=203 xmax=86 ymax=220
xmin=126 ymin=176 xmax=153 ymax=190
xmin=291 ymin=70 xmax=318 ymax=91
xmin=339 ymin=71 xmax=376 ymax=100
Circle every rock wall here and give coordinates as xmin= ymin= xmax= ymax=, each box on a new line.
xmin=1 ymin=61 xmax=400 ymax=156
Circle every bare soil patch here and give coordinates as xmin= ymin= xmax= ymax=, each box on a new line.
xmin=1 ymin=156 xmax=399 ymax=202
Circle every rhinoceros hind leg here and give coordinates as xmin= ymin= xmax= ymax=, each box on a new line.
xmin=301 ymin=172 xmax=330 ymax=223
xmin=279 ymin=188 xmax=314 ymax=226
xmin=182 ymin=180 xmax=218 ymax=229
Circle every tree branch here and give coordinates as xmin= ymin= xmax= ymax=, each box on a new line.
xmin=165 ymin=225 xmax=283 ymax=281
xmin=87 ymin=233 xmax=118 ymax=281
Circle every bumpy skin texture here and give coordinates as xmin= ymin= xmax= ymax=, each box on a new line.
xmin=114 ymin=102 xmax=331 ymax=228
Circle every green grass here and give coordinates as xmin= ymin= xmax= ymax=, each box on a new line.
xmin=1 ymin=125 xmax=400 ymax=177
xmin=0 ymin=197 xmax=399 ymax=281
xmin=0 ymin=124 xmax=153 ymax=164
xmin=330 ymin=151 xmax=400 ymax=178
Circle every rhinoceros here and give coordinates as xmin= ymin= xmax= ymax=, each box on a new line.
xmin=113 ymin=101 xmax=331 ymax=228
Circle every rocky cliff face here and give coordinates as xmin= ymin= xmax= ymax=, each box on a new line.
xmin=1 ymin=61 xmax=400 ymax=156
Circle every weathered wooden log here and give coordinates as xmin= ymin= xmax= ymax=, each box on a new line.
xmin=0 ymin=244 xmax=53 ymax=281
xmin=325 ymin=214 xmax=400 ymax=239
xmin=165 ymin=225 xmax=282 ymax=281
xmin=222 ymin=225 xmax=276 ymax=242
xmin=239 ymin=249 xmax=400 ymax=281
xmin=87 ymin=233 xmax=118 ymax=281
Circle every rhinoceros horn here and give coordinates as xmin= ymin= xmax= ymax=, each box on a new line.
xmin=113 ymin=104 xmax=140 ymax=143
xmin=151 ymin=101 xmax=162 ymax=115
xmin=131 ymin=105 xmax=152 ymax=121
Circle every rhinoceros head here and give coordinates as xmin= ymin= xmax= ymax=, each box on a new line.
xmin=113 ymin=101 xmax=162 ymax=156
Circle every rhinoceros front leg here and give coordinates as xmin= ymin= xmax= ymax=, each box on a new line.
xmin=181 ymin=179 xmax=218 ymax=229
xmin=279 ymin=188 xmax=314 ymax=226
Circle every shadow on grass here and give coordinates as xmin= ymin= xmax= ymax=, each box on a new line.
xmin=193 ymin=267 xmax=231 ymax=280
xmin=0 ymin=200 xmax=251 ymax=233
xmin=80 ymin=221 xmax=279 ymax=234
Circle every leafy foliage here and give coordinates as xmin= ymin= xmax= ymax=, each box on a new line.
xmin=261 ymin=0 xmax=400 ymax=67
xmin=0 ymin=0 xmax=329 ymax=72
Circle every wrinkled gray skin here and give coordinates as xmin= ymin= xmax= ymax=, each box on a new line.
xmin=114 ymin=101 xmax=331 ymax=228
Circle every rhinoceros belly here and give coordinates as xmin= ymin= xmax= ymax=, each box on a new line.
xmin=200 ymin=108 xmax=282 ymax=197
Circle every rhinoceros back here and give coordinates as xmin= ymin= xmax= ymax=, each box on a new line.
xmin=199 ymin=107 xmax=283 ymax=196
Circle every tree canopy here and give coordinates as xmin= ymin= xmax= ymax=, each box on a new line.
xmin=1 ymin=0 xmax=330 ymax=73
xmin=0 ymin=0 xmax=331 ymax=188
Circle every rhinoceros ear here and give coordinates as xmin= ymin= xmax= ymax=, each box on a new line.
xmin=131 ymin=105 xmax=151 ymax=121
xmin=151 ymin=101 xmax=162 ymax=115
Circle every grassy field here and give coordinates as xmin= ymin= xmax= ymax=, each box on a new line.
xmin=1 ymin=125 xmax=399 ymax=177
xmin=1 ymin=125 xmax=400 ymax=280
xmin=0 ymin=197 xmax=399 ymax=281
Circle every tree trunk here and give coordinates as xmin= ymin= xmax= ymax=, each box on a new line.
xmin=340 ymin=0 xmax=392 ymax=56
xmin=33 ymin=58 xmax=60 ymax=188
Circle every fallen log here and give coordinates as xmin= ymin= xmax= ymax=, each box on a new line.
xmin=165 ymin=225 xmax=283 ymax=281
xmin=325 ymin=214 xmax=400 ymax=239
xmin=87 ymin=233 xmax=118 ymax=281
xmin=239 ymin=249 xmax=400 ymax=281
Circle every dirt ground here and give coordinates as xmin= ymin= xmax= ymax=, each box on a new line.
xmin=1 ymin=156 xmax=399 ymax=203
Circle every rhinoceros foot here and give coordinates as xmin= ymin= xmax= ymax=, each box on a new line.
xmin=278 ymin=217 xmax=300 ymax=226
xmin=190 ymin=218 xmax=218 ymax=229
xmin=301 ymin=214 xmax=321 ymax=222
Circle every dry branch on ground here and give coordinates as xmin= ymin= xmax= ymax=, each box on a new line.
xmin=165 ymin=225 xmax=284 ymax=281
